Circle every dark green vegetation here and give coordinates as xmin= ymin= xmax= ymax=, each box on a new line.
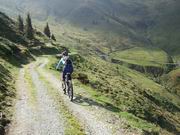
xmin=0 ymin=12 xmax=26 ymax=44
xmin=25 ymin=13 xmax=34 ymax=39
xmin=17 ymin=15 xmax=24 ymax=33
xmin=44 ymin=23 xmax=51 ymax=38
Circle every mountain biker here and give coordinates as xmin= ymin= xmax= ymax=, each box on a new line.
xmin=56 ymin=51 xmax=73 ymax=94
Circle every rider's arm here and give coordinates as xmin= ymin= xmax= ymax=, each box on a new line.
xmin=56 ymin=58 xmax=63 ymax=70
xmin=56 ymin=58 xmax=65 ymax=70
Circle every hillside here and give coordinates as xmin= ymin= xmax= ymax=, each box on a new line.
xmin=0 ymin=11 xmax=31 ymax=133
xmin=0 ymin=0 xmax=180 ymax=55
xmin=0 ymin=1 xmax=179 ymax=135
xmin=36 ymin=16 xmax=180 ymax=135
xmin=34 ymin=13 xmax=180 ymax=135
xmin=0 ymin=11 xmax=59 ymax=134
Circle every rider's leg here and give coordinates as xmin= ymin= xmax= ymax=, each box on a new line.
xmin=62 ymin=72 xmax=66 ymax=93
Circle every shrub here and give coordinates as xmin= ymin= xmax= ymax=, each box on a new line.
xmin=73 ymin=72 xmax=89 ymax=84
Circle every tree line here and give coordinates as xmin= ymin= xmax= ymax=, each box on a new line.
xmin=18 ymin=13 xmax=56 ymax=41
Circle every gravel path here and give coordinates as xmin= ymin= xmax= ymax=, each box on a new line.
xmin=8 ymin=57 xmax=140 ymax=135
xmin=37 ymin=58 xmax=131 ymax=135
xmin=29 ymin=63 xmax=64 ymax=135
xmin=7 ymin=69 xmax=39 ymax=135
xmin=7 ymin=63 xmax=65 ymax=135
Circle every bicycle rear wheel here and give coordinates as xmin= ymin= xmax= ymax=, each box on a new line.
xmin=67 ymin=81 xmax=73 ymax=101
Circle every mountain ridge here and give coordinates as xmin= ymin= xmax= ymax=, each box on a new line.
xmin=0 ymin=0 xmax=179 ymax=55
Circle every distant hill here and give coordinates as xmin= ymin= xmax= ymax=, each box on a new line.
xmin=0 ymin=0 xmax=180 ymax=55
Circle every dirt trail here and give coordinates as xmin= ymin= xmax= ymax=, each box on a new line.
xmin=8 ymin=57 xmax=138 ymax=135
xmin=8 ymin=63 xmax=64 ymax=135
xmin=8 ymin=69 xmax=37 ymax=135
xmin=29 ymin=63 xmax=64 ymax=135
xmin=37 ymin=57 xmax=134 ymax=135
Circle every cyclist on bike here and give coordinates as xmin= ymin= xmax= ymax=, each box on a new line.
xmin=56 ymin=50 xmax=73 ymax=94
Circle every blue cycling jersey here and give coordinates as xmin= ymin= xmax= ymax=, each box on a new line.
xmin=56 ymin=56 xmax=73 ymax=74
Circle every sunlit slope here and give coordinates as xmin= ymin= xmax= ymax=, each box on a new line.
xmin=109 ymin=47 xmax=175 ymax=75
xmin=110 ymin=47 xmax=169 ymax=67
xmin=50 ymin=53 xmax=180 ymax=135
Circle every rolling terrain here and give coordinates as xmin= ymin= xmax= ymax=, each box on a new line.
xmin=0 ymin=0 xmax=180 ymax=54
xmin=0 ymin=0 xmax=180 ymax=135
xmin=0 ymin=11 xmax=140 ymax=135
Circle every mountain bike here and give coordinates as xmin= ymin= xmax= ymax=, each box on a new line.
xmin=63 ymin=73 xmax=73 ymax=101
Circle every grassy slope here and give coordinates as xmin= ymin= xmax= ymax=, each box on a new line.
xmin=0 ymin=12 xmax=32 ymax=133
xmin=35 ymin=17 xmax=180 ymax=134
xmin=0 ymin=11 xmax=55 ymax=133
xmin=110 ymin=47 xmax=169 ymax=67
xmin=37 ymin=15 xmax=180 ymax=134
xmin=35 ymin=15 xmax=180 ymax=134
xmin=47 ymin=52 xmax=179 ymax=135
xmin=0 ymin=39 xmax=32 ymax=133
xmin=161 ymin=68 xmax=180 ymax=97
xmin=75 ymin=56 xmax=180 ymax=135
xmin=0 ymin=58 xmax=16 ymax=134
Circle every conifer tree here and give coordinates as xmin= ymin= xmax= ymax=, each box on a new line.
xmin=18 ymin=15 xmax=24 ymax=33
xmin=25 ymin=13 xmax=34 ymax=39
xmin=51 ymin=34 xmax=56 ymax=41
xmin=44 ymin=23 xmax=51 ymax=38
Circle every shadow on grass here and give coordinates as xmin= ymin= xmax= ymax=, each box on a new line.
xmin=73 ymin=94 xmax=180 ymax=135
xmin=73 ymin=94 xmax=120 ymax=113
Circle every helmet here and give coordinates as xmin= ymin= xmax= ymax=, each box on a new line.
xmin=62 ymin=50 xmax=68 ymax=56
